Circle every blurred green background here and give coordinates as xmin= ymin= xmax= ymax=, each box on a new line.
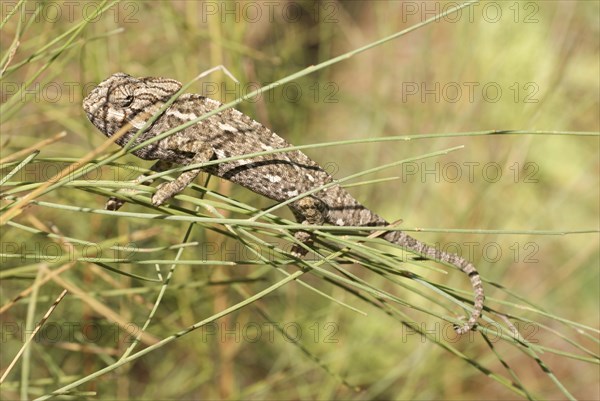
xmin=1 ymin=1 xmax=598 ymax=400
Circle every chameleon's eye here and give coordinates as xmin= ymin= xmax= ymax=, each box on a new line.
xmin=107 ymin=86 xmax=134 ymax=107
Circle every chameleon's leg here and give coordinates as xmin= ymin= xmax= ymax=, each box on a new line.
xmin=289 ymin=196 xmax=327 ymax=257
xmin=106 ymin=160 xmax=175 ymax=210
xmin=151 ymin=137 xmax=215 ymax=206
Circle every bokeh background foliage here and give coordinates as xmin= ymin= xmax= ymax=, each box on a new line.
xmin=1 ymin=1 xmax=598 ymax=400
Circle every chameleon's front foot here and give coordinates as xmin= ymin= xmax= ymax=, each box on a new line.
xmin=150 ymin=182 xmax=174 ymax=206
xmin=105 ymin=196 xmax=126 ymax=211
xmin=151 ymin=177 xmax=198 ymax=206
xmin=105 ymin=185 xmax=144 ymax=210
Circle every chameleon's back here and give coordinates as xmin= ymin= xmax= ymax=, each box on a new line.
xmin=165 ymin=95 xmax=385 ymax=226
xmin=83 ymin=73 xmax=380 ymax=225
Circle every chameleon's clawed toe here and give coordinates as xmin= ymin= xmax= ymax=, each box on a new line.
xmin=105 ymin=197 xmax=125 ymax=211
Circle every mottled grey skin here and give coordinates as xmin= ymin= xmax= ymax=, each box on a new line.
xmin=83 ymin=73 xmax=484 ymax=334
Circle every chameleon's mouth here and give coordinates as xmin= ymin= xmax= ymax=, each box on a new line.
xmin=82 ymin=89 xmax=103 ymax=118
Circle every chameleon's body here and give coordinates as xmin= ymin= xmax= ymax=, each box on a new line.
xmin=83 ymin=73 xmax=484 ymax=334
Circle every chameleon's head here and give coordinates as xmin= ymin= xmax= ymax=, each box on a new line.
xmin=82 ymin=72 xmax=182 ymax=138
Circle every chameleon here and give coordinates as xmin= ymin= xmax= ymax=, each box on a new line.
xmin=82 ymin=72 xmax=484 ymax=334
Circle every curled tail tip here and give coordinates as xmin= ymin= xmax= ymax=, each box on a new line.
xmin=453 ymin=299 xmax=485 ymax=335
xmin=453 ymin=262 xmax=485 ymax=335
xmin=454 ymin=325 xmax=472 ymax=335
xmin=453 ymin=318 xmax=478 ymax=335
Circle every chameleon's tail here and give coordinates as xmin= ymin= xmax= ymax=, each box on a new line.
xmin=382 ymin=230 xmax=485 ymax=334
xmin=318 ymin=189 xmax=483 ymax=333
